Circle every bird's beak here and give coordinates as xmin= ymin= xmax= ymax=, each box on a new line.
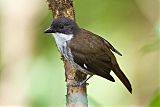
xmin=44 ymin=26 xmax=56 ymax=33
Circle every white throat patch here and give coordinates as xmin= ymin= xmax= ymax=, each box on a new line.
xmin=52 ymin=33 xmax=73 ymax=45
xmin=52 ymin=33 xmax=73 ymax=54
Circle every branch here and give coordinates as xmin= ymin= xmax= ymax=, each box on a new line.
xmin=46 ymin=0 xmax=88 ymax=107
xmin=47 ymin=0 xmax=75 ymax=20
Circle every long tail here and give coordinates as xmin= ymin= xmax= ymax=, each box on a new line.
xmin=112 ymin=63 xmax=132 ymax=93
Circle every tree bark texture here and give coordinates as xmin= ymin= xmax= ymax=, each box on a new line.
xmin=46 ymin=0 xmax=88 ymax=107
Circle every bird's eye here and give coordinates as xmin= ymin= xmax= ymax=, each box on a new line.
xmin=59 ymin=25 xmax=64 ymax=29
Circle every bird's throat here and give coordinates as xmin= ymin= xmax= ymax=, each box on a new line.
xmin=51 ymin=33 xmax=73 ymax=55
xmin=52 ymin=33 xmax=73 ymax=44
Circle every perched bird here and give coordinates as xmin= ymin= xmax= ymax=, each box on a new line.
xmin=44 ymin=17 xmax=132 ymax=93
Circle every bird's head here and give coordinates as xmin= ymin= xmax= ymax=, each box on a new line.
xmin=44 ymin=17 xmax=79 ymax=35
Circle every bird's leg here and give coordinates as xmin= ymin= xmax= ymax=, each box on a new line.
xmin=79 ymin=75 xmax=92 ymax=86
xmin=67 ymin=75 xmax=93 ymax=87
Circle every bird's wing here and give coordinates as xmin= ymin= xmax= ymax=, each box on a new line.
xmin=99 ymin=36 xmax=122 ymax=56
xmin=69 ymin=30 xmax=115 ymax=82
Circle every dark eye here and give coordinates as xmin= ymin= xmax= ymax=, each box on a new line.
xmin=59 ymin=25 xmax=64 ymax=29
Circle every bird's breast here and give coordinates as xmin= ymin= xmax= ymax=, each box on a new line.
xmin=52 ymin=33 xmax=73 ymax=53
xmin=51 ymin=33 xmax=74 ymax=60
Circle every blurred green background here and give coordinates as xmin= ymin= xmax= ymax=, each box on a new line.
xmin=0 ymin=0 xmax=159 ymax=107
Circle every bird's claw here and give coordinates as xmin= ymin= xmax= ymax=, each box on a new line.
xmin=67 ymin=82 xmax=89 ymax=87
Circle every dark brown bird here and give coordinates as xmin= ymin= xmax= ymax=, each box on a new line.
xmin=44 ymin=17 xmax=132 ymax=93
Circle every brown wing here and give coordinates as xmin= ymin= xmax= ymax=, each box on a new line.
xmin=100 ymin=37 xmax=122 ymax=56
xmin=69 ymin=29 xmax=115 ymax=82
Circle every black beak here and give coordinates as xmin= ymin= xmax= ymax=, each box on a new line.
xmin=44 ymin=26 xmax=56 ymax=33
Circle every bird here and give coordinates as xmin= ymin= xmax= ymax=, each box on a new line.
xmin=44 ymin=17 xmax=132 ymax=93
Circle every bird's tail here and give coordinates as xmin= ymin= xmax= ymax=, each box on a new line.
xmin=112 ymin=63 xmax=132 ymax=93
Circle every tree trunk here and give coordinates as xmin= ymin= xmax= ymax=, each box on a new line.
xmin=46 ymin=0 xmax=88 ymax=107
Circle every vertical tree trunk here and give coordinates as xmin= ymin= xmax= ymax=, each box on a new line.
xmin=46 ymin=0 xmax=88 ymax=107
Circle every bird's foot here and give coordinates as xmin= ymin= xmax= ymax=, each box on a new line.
xmin=66 ymin=75 xmax=93 ymax=87
xmin=67 ymin=82 xmax=89 ymax=87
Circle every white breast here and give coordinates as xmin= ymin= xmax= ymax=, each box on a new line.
xmin=52 ymin=33 xmax=73 ymax=56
